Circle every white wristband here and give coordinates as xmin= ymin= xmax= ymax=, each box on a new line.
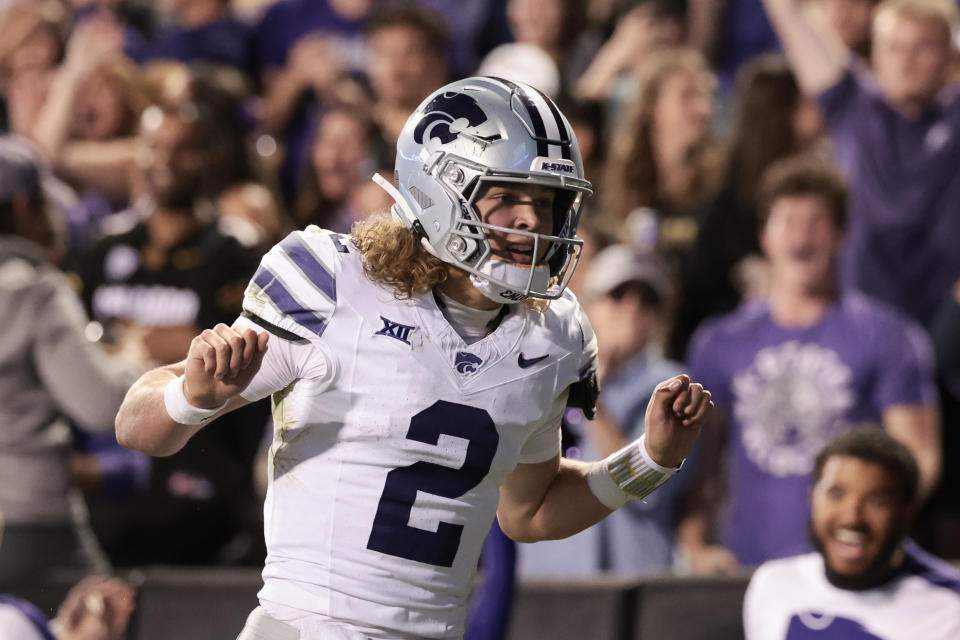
xmin=586 ymin=433 xmax=681 ymax=510
xmin=163 ymin=375 xmax=227 ymax=426
xmin=587 ymin=459 xmax=631 ymax=510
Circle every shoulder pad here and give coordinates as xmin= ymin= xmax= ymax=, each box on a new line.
xmin=242 ymin=227 xmax=352 ymax=342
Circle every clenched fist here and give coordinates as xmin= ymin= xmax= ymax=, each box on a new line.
xmin=643 ymin=374 xmax=713 ymax=468
xmin=183 ymin=323 xmax=269 ymax=408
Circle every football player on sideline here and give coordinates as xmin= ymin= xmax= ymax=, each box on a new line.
xmin=115 ymin=77 xmax=713 ymax=640
xmin=743 ymin=428 xmax=960 ymax=639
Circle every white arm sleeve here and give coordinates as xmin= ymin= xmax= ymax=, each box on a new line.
xmin=232 ymin=315 xmax=336 ymax=402
xmin=517 ymin=390 xmax=568 ymax=464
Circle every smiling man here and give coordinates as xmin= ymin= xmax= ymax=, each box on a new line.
xmin=743 ymin=427 xmax=960 ymax=639
xmin=680 ymin=156 xmax=940 ymax=574
xmin=114 ymin=77 xmax=714 ymax=640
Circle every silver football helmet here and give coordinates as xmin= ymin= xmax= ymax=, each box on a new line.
xmin=373 ymin=76 xmax=593 ymax=303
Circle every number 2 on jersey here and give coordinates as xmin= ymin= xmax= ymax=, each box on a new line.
xmin=366 ymin=400 xmax=499 ymax=567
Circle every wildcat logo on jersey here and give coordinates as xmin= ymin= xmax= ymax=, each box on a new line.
xmin=375 ymin=316 xmax=417 ymax=346
xmin=454 ymin=351 xmax=483 ymax=375
xmin=413 ymin=92 xmax=488 ymax=146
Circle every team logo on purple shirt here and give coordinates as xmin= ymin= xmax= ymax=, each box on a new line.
xmin=732 ymin=341 xmax=854 ymax=477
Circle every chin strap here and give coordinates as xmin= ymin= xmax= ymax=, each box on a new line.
xmin=371 ymin=173 xmax=440 ymax=258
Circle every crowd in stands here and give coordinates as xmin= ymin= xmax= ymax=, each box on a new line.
xmin=1 ymin=0 xmax=959 ymax=630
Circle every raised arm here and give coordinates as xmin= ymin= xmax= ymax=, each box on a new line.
xmin=686 ymin=0 xmax=727 ymax=62
xmin=576 ymin=5 xmax=683 ymax=100
xmin=761 ymin=0 xmax=850 ymax=94
xmin=32 ymin=19 xmax=120 ymax=160
xmin=497 ymin=375 xmax=712 ymax=542
xmin=261 ymin=35 xmax=342 ymax=135
xmin=115 ymin=323 xmax=268 ymax=457
xmin=884 ymin=404 xmax=942 ymax=502
xmin=30 ymin=16 xmax=135 ymax=200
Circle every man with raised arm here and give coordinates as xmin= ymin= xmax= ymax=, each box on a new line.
xmin=760 ymin=0 xmax=960 ymax=327
xmin=115 ymin=77 xmax=713 ymax=640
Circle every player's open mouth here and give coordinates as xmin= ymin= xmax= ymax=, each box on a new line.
xmin=491 ymin=243 xmax=540 ymax=264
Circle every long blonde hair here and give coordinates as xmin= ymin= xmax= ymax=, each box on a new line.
xmin=351 ymin=213 xmax=549 ymax=311
xmin=351 ymin=214 xmax=449 ymax=300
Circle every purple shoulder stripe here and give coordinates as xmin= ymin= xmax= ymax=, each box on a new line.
xmin=900 ymin=540 xmax=960 ymax=597
xmin=252 ymin=267 xmax=327 ymax=337
xmin=279 ymin=233 xmax=337 ymax=301
xmin=0 ymin=596 xmax=56 ymax=640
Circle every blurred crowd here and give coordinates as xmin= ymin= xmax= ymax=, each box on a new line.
xmin=1 ymin=0 xmax=959 ymax=607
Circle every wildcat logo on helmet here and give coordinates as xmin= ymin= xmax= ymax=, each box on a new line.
xmin=454 ymin=351 xmax=483 ymax=375
xmin=413 ymin=91 xmax=489 ymax=146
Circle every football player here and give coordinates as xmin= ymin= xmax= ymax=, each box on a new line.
xmin=743 ymin=427 xmax=960 ymax=639
xmin=115 ymin=77 xmax=713 ymax=640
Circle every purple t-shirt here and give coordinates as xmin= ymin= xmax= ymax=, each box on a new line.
xmin=134 ymin=18 xmax=255 ymax=74
xmin=255 ymin=0 xmax=366 ymax=71
xmin=688 ymin=293 xmax=936 ymax=565
xmin=817 ymin=63 xmax=960 ymax=326
xmin=715 ymin=0 xmax=780 ymax=91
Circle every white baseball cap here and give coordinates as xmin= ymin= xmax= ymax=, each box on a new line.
xmin=583 ymin=244 xmax=672 ymax=303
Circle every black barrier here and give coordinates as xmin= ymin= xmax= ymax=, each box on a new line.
xmin=633 ymin=574 xmax=751 ymax=640
xmin=506 ymin=576 xmax=639 ymax=640
xmin=133 ymin=567 xmax=261 ymax=640
xmin=2 ymin=568 xmax=754 ymax=640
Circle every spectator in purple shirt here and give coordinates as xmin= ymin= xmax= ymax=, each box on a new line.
xmin=679 ymin=156 xmax=941 ymax=573
xmin=687 ymin=0 xmax=781 ymax=92
xmin=131 ymin=0 xmax=255 ymax=76
xmin=761 ymin=0 xmax=960 ymax=328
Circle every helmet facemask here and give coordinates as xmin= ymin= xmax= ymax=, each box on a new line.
xmin=416 ymin=151 xmax=588 ymax=301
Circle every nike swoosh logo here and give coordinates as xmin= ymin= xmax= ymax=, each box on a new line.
xmin=518 ymin=353 xmax=550 ymax=368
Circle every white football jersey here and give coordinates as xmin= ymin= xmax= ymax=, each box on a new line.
xmin=0 ymin=601 xmax=48 ymax=640
xmin=743 ymin=543 xmax=960 ymax=639
xmin=237 ymin=227 xmax=596 ymax=639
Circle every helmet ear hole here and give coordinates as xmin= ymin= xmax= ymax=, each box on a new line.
xmin=543 ymin=189 xmax=580 ymax=276
xmin=551 ymin=191 xmax=576 ymax=236
xmin=547 ymin=243 xmax=566 ymax=277
xmin=462 ymin=176 xmax=481 ymax=204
